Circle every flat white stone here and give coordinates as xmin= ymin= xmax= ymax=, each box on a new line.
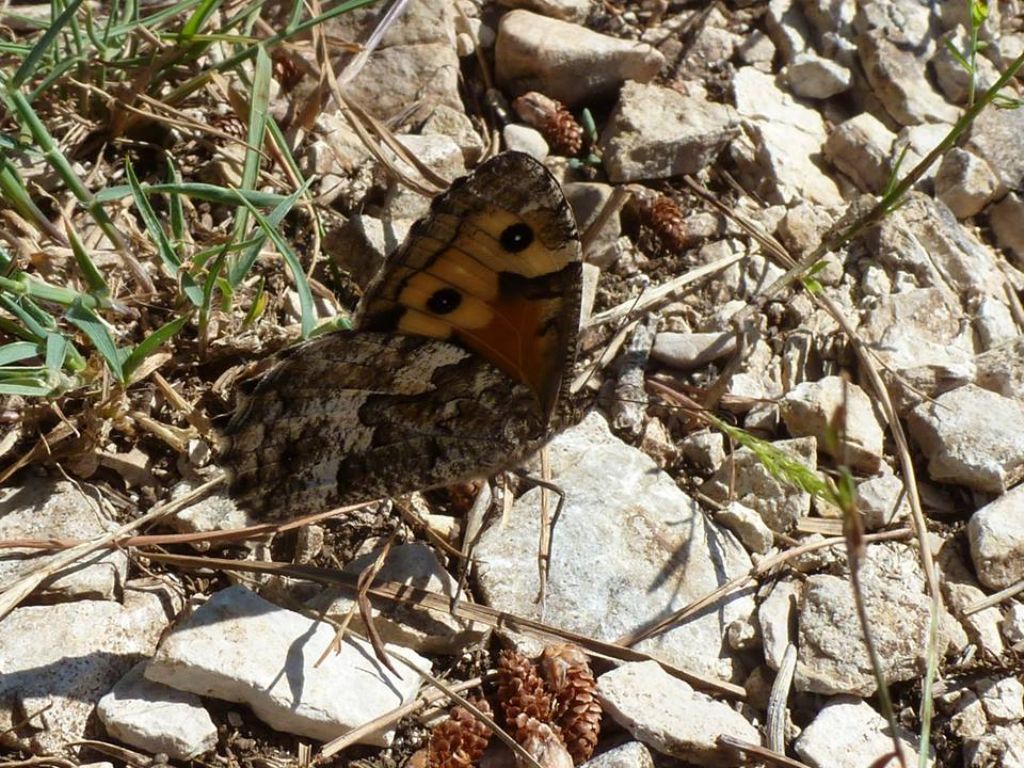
xmin=651 ymin=332 xmax=737 ymax=370
xmin=732 ymin=67 xmax=842 ymax=206
xmin=908 ymin=384 xmax=1024 ymax=493
xmin=935 ymin=147 xmax=1000 ymax=219
xmin=326 ymin=0 xmax=461 ymax=119
xmin=680 ymin=431 xmax=726 ymax=471
xmin=496 ymin=11 xmax=664 ymax=108
xmin=780 ymin=376 xmax=885 ymax=473
xmin=824 ymin=112 xmax=896 ymax=193
xmin=856 ymin=470 xmax=910 ymax=529
xmin=579 ymin=741 xmax=654 ymax=768
xmin=977 ymin=677 xmax=1024 ymax=723
xmin=170 ymin=481 xmax=256 ymax=535
xmin=966 ymin=100 xmax=1024 ymax=193
xmin=502 ymin=123 xmax=549 ymax=160
xmin=937 ymin=541 xmax=1005 ymax=659
xmin=496 ymin=0 xmax=591 ymax=23
xmin=765 ymin=0 xmax=809 ymax=60
xmin=0 ymin=579 xmax=182 ymax=754
xmin=387 ymin=134 xmax=466 ymax=219
xmin=794 ymin=695 xmax=928 ymax=767
xmin=870 ymin=194 xmax=1011 ymax=309
xmin=932 ymin=29 xmax=1000 ymax=105
xmin=859 ymin=287 xmax=975 ymax=410
xmin=475 ymin=413 xmax=755 ymax=683
xmin=1002 ymin=603 xmax=1024 ymax=647
xmin=307 ymin=542 xmax=487 ymax=654
xmin=897 ymin=122 xmax=954 ymax=186
xmin=598 ymin=661 xmax=760 ymax=767
xmin=975 ymin=337 xmax=1024 ymax=401
xmin=989 ymin=192 xmax=1024 ymax=267
xmin=98 ymin=662 xmax=216 ymax=759
xmin=785 ymin=51 xmax=852 ymax=98
xmin=716 ymin=502 xmax=774 ymax=555
xmin=947 ymin=689 xmax=989 ymax=741
xmin=563 ymin=182 xmax=621 ymax=268
xmin=969 ymin=484 xmax=1024 ymax=591
xmin=599 ymin=81 xmax=739 ymax=182
xmin=795 ymin=571 xmax=932 ymax=696
xmin=146 ymin=585 xmax=428 ymax=745
xmin=421 ymin=104 xmax=485 ymax=163
xmin=857 ymin=29 xmax=959 ymax=126
xmin=0 ymin=479 xmax=127 ymax=601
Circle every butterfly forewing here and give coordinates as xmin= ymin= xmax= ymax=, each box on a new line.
xmin=357 ymin=152 xmax=582 ymax=420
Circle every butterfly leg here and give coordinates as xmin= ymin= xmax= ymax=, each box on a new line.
xmin=512 ymin=468 xmax=568 ymax=611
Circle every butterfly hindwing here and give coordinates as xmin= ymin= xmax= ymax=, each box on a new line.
xmin=221 ymin=332 xmax=547 ymax=518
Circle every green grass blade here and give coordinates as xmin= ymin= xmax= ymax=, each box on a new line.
xmin=63 ymin=219 xmax=111 ymax=296
xmin=198 ymin=243 xmax=230 ymax=349
xmin=126 ymin=157 xmax=181 ymax=272
xmin=9 ymin=0 xmax=86 ymax=88
xmin=227 ymin=44 xmax=273 ymax=286
xmin=0 ymin=295 xmax=52 ymax=341
xmin=0 ymin=342 xmax=42 ymax=366
xmin=241 ymin=276 xmax=267 ymax=327
xmin=94 ymin=182 xmax=286 ymax=208
xmin=230 ymin=177 xmax=312 ymax=289
xmin=66 ymin=300 xmax=125 ymax=382
xmin=0 ymin=369 xmax=69 ymax=396
xmin=0 ymin=158 xmax=66 ymax=243
xmin=121 ymin=314 xmax=191 ymax=380
xmin=0 ymin=273 xmax=100 ymax=309
xmin=60 ymin=0 xmax=88 ymax=63
xmin=26 ymin=54 xmax=86 ymax=102
xmin=5 ymin=89 xmax=150 ymax=290
xmin=310 ymin=315 xmax=352 ymax=337
xmin=179 ymin=0 xmax=223 ymax=40
xmin=44 ymin=331 xmax=69 ymax=370
xmin=165 ymin=158 xmax=186 ymax=243
xmin=234 ymin=188 xmax=315 ymax=337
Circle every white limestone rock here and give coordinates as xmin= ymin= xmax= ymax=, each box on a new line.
xmin=146 ymin=585 xmax=428 ymax=745
xmin=496 ymin=11 xmax=664 ymax=108
xmin=98 ymin=662 xmax=217 ymax=760
xmin=475 ymin=413 xmax=756 ymax=683
xmin=598 ymin=661 xmax=760 ymax=766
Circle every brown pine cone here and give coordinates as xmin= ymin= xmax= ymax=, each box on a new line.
xmin=497 ymin=649 xmax=555 ymax=728
xmin=635 ymin=189 xmax=691 ymax=253
xmin=540 ymin=645 xmax=602 ymax=765
xmin=426 ymin=696 xmax=493 ymax=768
xmin=514 ymin=715 xmax=574 ymax=768
xmin=511 ymin=92 xmax=584 ymax=156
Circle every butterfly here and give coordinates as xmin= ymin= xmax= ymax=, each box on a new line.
xmin=219 ymin=152 xmax=584 ymax=520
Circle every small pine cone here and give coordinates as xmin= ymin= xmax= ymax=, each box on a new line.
xmin=270 ymin=50 xmax=303 ymax=90
xmin=540 ymin=645 xmax=602 ymax=765
xmin=426 ymin=696 xmax=494 ymax=768
xmin=514 ymin=715 xmax=574 ymax=768
xmin=636 ymin=190 xmax=691 ymax=253
xmin=497 ymin=649 xmax=555 ymax=727
xmin=512 ymin=92 xmax=584 ymax=156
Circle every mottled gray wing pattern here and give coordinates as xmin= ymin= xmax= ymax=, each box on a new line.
xmin=219 ymin=332 xmax=546 ymax=519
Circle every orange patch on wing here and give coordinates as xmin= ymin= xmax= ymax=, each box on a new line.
xmin=455 ymin=294 xmax=562 ymax=414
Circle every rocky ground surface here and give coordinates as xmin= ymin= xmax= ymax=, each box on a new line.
xmin=2 ymin=0 xmax=1024 ymax=767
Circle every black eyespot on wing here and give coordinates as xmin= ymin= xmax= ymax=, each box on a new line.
xmin=426 ymin=287 xmax=462 ymax=315
xmin=500 ymin=222 xmax=534 ymax=253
